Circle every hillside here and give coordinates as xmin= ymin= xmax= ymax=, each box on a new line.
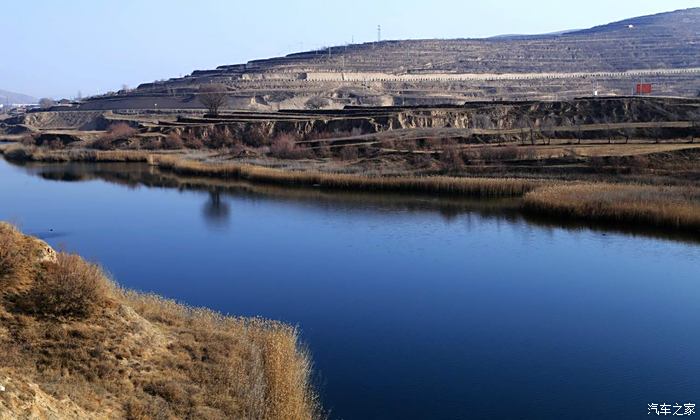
xmin=0 ymin=223 xmax=318 ymax=419
xmin=76 ymin=8 xmax=700 ymax=111
xmin=0 ymin=89 xmax=37 ymax=106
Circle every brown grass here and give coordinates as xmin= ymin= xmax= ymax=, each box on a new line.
xmin=0 ymin=223 xmax=320 ymax=419
xmin=1 ymin=145 xmax=154 ymax=163
xmin=0 ymin=224 xmax=35 ymax=288
xmin=270 ymin=134 xmax=310 ymax=159
xmin=154 ymin=156 xmax=538 ymax=197
xmin=523 ymin=183 xmax=700 ymax=231
xmin=23 ymin=253 xmax=114 ymax=319
xmin=93 ymin=123 xmax=139 ymax=150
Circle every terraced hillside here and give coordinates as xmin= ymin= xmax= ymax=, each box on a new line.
xmin=78 ymin=8 xmax=700 ymax=111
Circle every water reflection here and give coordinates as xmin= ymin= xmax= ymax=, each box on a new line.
xmin=202 ymin=190 xmax=231 ymax=227
xmin=7 ymin=159 xmax=700 ymax=244
xmin=2 ymin=157 xmax=700 ymax=419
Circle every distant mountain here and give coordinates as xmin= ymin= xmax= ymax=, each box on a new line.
xmin=79 ymin=7 xmax=700 ymax=110
xmin=0 ymin=89 xmax=37 ymax=105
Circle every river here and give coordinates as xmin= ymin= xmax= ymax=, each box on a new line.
xmin=1 ymin=158 xmax=698 ymax=419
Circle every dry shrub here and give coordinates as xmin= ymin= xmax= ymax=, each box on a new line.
xmin=243 ymin=125 xmax=270 ymax=147
xmin=379 ymin=139 xmax=396 ymax=149
xmin=518 ymin=146 xmax=538 ymax=160
xmin=313 ymin=145 xmax=332 ymax=158
xmin=93 ymin=123 xmax=138 ymax=150
xmin=141 ymin=138 xmax=162 ymax=150
xmin=47 ymin=139 xmax=64 ymax=150
xmin=0 ymin=224 xmax=32 ymax=285
xmin=25 ymin=253 xmax=113 ymax=319
xmin=425 ymin=137 xmax=443 ymax=149
xmin=124 ymin=397 xmax=172 ymax=420
xmin=628 ymin=155 xmax=651 ymax=170
xmin=208 ymin=127 xmax=241 ymax=149
xmin=304 ymin=96 xmax=329 ymax=110
xmin=410 ymin=153 xmax=434 ymax=168
xmin=164 ymin=132 xmax=185 ymax=150
xmin=589 ymin=156 xmax=607 ymax=169
xmin=338 ymin=146 xmax=359 ymax=161
xmin=478 ymin=145 xmax=519 ymax=161
xmin=440 ymin=146 xmax=464 ymax=171
xmin=270 ymin=134 xmax=309 ymax=159
xmin=183 ymin=132 xmax=205 ymax=149
xmin=20 ymin=134 xmax=37 ymax=146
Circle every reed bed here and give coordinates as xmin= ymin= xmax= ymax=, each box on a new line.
xmin=523 ymin=183 xmax=700 ymax=231
xmin=154 ymin=155 xmax=538 ymax=197
xmin=1 ymin=145 xmax=153 ymax=163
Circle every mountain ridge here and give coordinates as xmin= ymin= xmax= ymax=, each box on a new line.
xmin=79 ymin=7 xmax=700 ymax=110
xmin=0 ymin=89 xmax=37 ymax=106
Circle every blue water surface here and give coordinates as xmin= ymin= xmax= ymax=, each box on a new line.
xmin=1 ymin=159 xmax=698 ymax=419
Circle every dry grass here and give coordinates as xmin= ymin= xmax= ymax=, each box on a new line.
xmin=154 ymin=156 xmax=538 ymax=197
xmin=0 ymin=224 xmax=35 ymax=289
xmin=1 ymin=145 xmax=154 ymax=163
xmin=0 ymin=223 xmax=320 ymax=419
xmin=523 ymin=183 xmax=700 ymax=231
xmin=23 ymin=254 xmax=115 ymax=319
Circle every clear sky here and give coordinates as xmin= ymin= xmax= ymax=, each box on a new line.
xmin=3 ymin=0 xmax=698 ymax=99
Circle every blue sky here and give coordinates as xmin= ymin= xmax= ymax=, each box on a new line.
xmin=3 ymin=0 xmax=698 ymax=98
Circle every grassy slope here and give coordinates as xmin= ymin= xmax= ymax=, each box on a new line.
xmin=0 ymin=223 xmax=319 ymax=420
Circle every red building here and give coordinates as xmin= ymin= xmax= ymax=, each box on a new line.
xmin=636 ymin=83 xmax=653 ymax=95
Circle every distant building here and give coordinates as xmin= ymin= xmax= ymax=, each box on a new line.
xmin=636 ymin=83 xmax=653 ymax=95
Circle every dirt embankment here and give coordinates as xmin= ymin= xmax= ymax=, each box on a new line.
xmin=154 ymin=97 xmax=700 ymax=146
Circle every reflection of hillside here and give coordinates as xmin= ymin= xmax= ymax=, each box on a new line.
xmin=10 ymin=159 xmax=700 ymax=244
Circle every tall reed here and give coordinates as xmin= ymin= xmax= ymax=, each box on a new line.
xmin=523 ymin=183 xmax=700 ymax=231
xmin=154 ymin=156 xmax=538 ymax=197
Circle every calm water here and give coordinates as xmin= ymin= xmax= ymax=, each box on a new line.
xmin=1 ymin=158 xmax=699 ymax=419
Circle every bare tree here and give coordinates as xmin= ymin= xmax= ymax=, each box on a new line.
xmin=573 ymin=115 xmax=585 ymax=144
xmin=38 ymin=98 xmax=55 ymax=108
xmin=305 ymin=96 xmax=329 ymax=110
xmin=514 ymin=116 xmax=530 ymax=145
xmin=198 ymin=84 xmax=228 ymax=116
xmin=540 ymin=117 xmax=556 ymax=145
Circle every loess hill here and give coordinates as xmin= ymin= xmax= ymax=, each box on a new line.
xmin=77 ymin=8 xmax=700 ymax=111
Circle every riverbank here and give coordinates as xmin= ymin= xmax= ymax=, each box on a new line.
xmin=0 ymin=223 xmax=319 ymax=419
xmin=2 ymin=144 xmax=699 ymax=234
xmin=523 ymin=183 xmax=700 ymax=231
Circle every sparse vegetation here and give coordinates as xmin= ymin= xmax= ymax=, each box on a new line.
xmin=198 ymin=83 xmax=228 ymax=116
xmin=439 ymin=145 xmax=464 ymax=171
xmin=270 ymin=134 xmax=310 ymax=159
xmin=38 ymin=98 xmax=55 ymax=109
xmin=0 ymin=223 xmax=320 ymax=419
xmin=304 ymin=96 xmax=330 ymax=110
xmin=93 ymin=122 xmax=138 ymax=150
xmin=23 ymin=253 xmax=113 ymax=319
xmin=163 ymin=132 xmax=185 ymax=150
